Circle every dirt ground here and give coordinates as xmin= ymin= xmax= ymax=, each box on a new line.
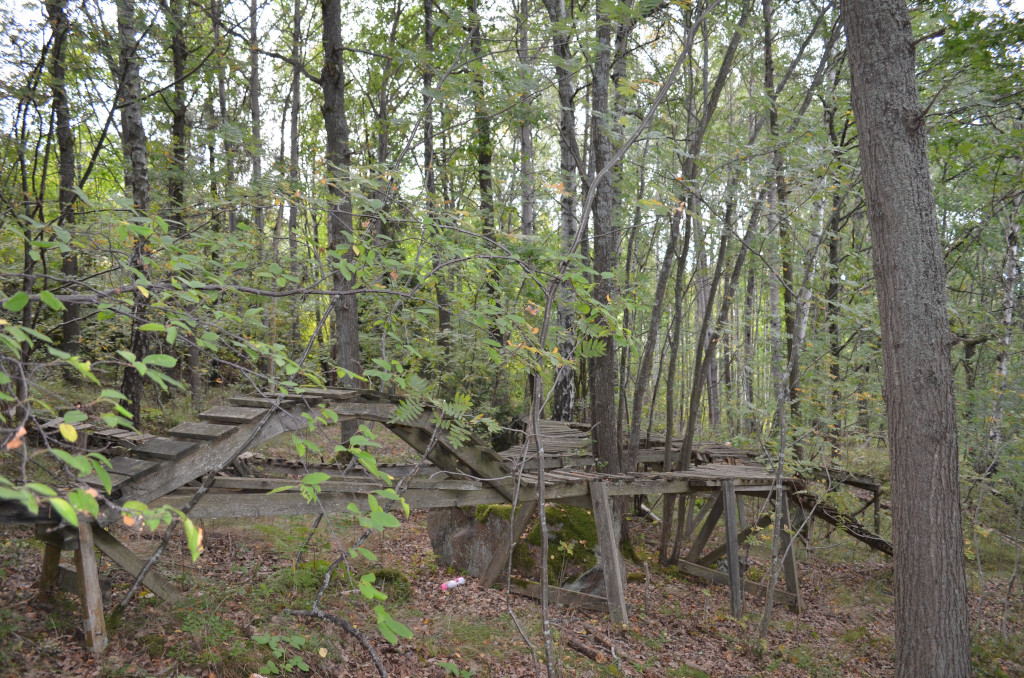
xmin=1 ymin=502 xmax=1022 ymax=678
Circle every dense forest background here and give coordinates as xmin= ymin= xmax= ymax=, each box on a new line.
xmin=0 ymin=0 xmax=1022 ymax=673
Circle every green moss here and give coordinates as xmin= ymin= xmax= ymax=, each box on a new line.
xmin=370 ymin=567 xmax=411 ymax=602
xmin=475 ymin=504 xmax=514 ymax=523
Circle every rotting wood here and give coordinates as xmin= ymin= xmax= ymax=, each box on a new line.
xmin=92 ymin=525 xmax=183 ymax=604
xmin=166 ymin=421 xmax=238 ymax=441
xmin=722 ymin=480 xmax=743 ymax=617
xmin=74 ymin=521 xmax=107 ymax=654
xmin=199 ymin=405 xmax=269 ymax=423
xmin=590 ymin=480 xmax=628 ymax=624
xmin=675 ymin=559 xmax=799 ymax=608
xmin=509 ymin=580 xmax=609 ymax=613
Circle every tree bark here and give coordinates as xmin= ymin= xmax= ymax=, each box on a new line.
xmin=115 ymin=0 xmax=152 ymax=425
xmin=843 ymin=1 xmax=971 ymax=674
xmin=542 ymin=0 xmax=579 ymax=422
xmin=321 ymin=0 xmax=362 ymax=387
xmin=47 ymin=0 xmax=80 ymax=376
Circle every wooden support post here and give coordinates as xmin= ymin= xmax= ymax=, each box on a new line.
xmin=92 ymin=525 xmax=183 ymax=604
xmin=722 ymin=480 xmax=743 ymax=618
xmin=737 ymin=494 xmax=747 ymax=532
xmin=38 ymin=542 xmax=61 ymax=604
xmin=873 ymin=490 xmax=881 ymax=535
xmin=74 ymin=521 xmax=108 ymax=654
xmin=684 ymin=492 xmax=724 ymax=563
xmin=479 ymin=500 xmax=537 ymax=589
xmin=589 ymin=481 xmax=628 ymax=625
xmin=779 ymin=493 xmax=803 ymax=613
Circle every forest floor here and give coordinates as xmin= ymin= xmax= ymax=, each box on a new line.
xmin=1 ymin=497 xmax=1023 ymax=678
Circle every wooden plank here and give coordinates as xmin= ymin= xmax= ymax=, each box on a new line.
xmin=589 ymin=481 xmax=628 ymax=624
xmin=108 ymin=456 xmax=158 ymax=479
xmin=38 ymin=542 xmax=61 ymax=604
xmin=684 ymin=492 xmax=724 ymax=563
xmin=92 ymin=525 xmax=183 ymax=604
xmin=676 ymin=560 xmax=799 ymax=609
xmin=74 ymin=522 xmax=107 ymax=654
xmin=479 ymin=501 xmax=537 ymax=589
xmin=293 ymin=388 xmax=359 ymax=401
xmin=83 ymin=470 xmax=133 ymax=492
xmin=510 ymin=581 xmax=608 ymax=613
xmin=167 ymin=421 xmax=237 ymax=441
xmin=779 ymin=493 xmax=802 ymax=613
xmin=722 ymin=480 xmax=743 ymax=618
xmin=199 ymin=405 xmax=268 ymax=424
xmin=112 ymin=410 xmax=302 ymax=512
xmin=57 ymin=566 xmax=112 ymax=606
xmin=697 ymin=513 xmax=773 ymax=567
xmin=129 ymin=437 xmax=196 ymax=461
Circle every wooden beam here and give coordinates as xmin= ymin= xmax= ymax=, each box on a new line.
xmin=509 ymin=581 xmax=609 ymax=613
xmin=74 ymin=522 xmax=107 ymax=654
xmin=697 ymin=513 xmax=773 ymax=567
xmin=590 ymin=481 xmax=628 ymax=624
xmin=92 ymin=526 xmax=183 ymax=604
xmin=115 ymin=409 xmax=304 ymax=510
xmin=722 ymin=480 xmax=743 ymax=618
xmin=779 ymin=493 xmax=803 ymax=613
xmin=38 ymin=542 xmax=61 ymax=604
xmin=675 ymin=560 xmax=799 ymax=609
xmin=684 ymin=492 xmax=724 ymax=563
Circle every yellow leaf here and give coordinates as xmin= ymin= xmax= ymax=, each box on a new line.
xmin=606 ymin=295 xmax=611 ymax=302
xmin=318 ymin=647 xmax=328 ymax=658
xmin=531 ymin=327 xmax=539 ymax=334
xmin=123 ymin=514 xmax=136 ymax=527
xmin=137 ymin=285 xmax=150 ymax=299
xmin=59 ymin=422 xmax=78 ymax=443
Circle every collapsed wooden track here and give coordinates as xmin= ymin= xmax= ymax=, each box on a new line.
xmin=8 ymin=387 xmax=873 ymax=651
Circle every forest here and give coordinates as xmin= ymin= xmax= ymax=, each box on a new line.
xmin=0 ymin=0 xmax=1022 ymax=675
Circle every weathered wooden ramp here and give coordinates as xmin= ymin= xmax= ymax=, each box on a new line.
xmin=15 ymin=388 xmax=817 ymax=636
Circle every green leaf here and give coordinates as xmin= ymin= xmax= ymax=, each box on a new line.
xmin=267 ymin=484 xmax=296 ymax=494
xmin=301 ymin=471 xmax=331 ymax=487
xmin=143 ymin=353 xmax=177 ymax=368
xmin=49 ymin=448 xmax=91 ymax=475
xmin=374 ymin=605 xmax=413 ymax=644
xmin=139 ymin=323 xmax=165 ymax=331
xmin=62 ymin=409 xmax=88 ymax=424
xmin=68 ymin=488 xmax=99 ymax=517
xmin=3 ymin=291 xmax=29 ymax=312
xmin=39 ymin=290 xmax=65 ymax=311
xmin=47 ymin=497 xmax=78 ymax=526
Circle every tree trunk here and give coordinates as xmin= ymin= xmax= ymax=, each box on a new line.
xmin=543 ymin=0 xmax=579 ymax=422
xmin=321 ymin=0 xmax=362 ymax=387
xmin=589 ymin=0 xmax=620 ymax=473
xmin=249 ymin=0 xmax=265 ymax=242
xmin=115 ymin=0 xmax=152 ymax=425
xmin=843 ymin=1 xmax=971 ymax=673
xmin=47 ymin=0 xmax=80 ymax=378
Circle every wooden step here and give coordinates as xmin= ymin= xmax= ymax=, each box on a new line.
xmin=229 ymin=394 xmax=321 ymax=409
xmin=293 ymin=388 xmax=358 ymax=401
xmin=83 ymin=471 xmax=133 ymax=492
xmin=167 ymin=422 xmax=236 ymax=441
xmin=107 ymin=456 xmax=159 ymax=480
xmin=128 ymin=437 xmax=196 ymax=461
xmin=199 ymin=405 xmax=267 ymax=424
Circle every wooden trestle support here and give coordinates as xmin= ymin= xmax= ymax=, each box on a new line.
xmin=8 ymin=388 xmax=823 ymax=649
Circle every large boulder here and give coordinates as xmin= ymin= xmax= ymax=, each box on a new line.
xmin=426 ymin=506 xmax=511 ymax=577
xmin=427 ymin=504 xmax=615 ymax=596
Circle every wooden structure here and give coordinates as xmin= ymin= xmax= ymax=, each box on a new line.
xmin=8 ymin=389 xmax=815 ymax=649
